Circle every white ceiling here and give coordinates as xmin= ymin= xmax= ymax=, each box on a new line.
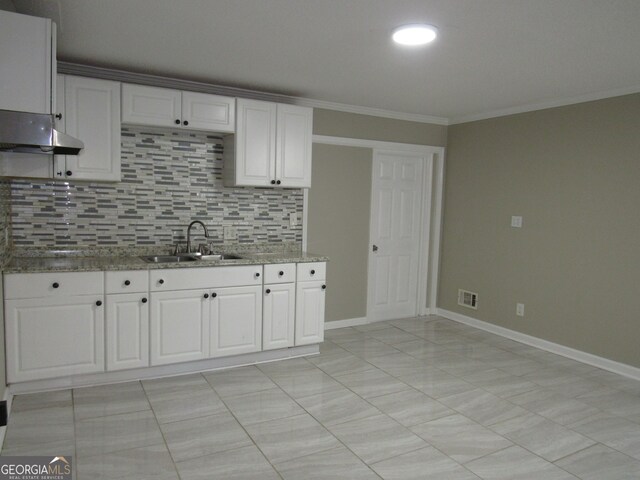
xmin=13 ymin=0 xmax=640 ymax=123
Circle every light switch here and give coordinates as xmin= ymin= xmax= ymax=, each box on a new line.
xmin=511 ymin=216 xmax=523 ymax=228
xmin=289 ymin=213 xmax=298 ymax=227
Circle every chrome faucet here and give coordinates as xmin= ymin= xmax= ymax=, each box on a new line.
xmin=186 ymin=221 xmax=209 ymax=253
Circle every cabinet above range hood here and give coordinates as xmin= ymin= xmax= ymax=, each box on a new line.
xmin=0 ymin=109 xmax=83 ymax=155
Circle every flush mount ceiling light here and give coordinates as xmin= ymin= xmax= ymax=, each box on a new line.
xmin=392 ymin=24 xmax=438 ymax=46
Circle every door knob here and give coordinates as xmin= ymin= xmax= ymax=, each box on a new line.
xmin=372 ymin=245 xmax=379 ymax=252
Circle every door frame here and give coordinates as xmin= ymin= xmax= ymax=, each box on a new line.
xmin=305 ymin=135 xmax=445 ymax=318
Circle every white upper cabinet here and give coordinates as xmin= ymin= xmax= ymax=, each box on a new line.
xmin=122 ymin=83 xmax=235 ymax=133
xmin=59 ymin=75 xmax=121 ymax=182
xmin=224 ymin=99 xmax=313 ymax=188
xmin=276 ymin=103 xmax=313 ymax=187
xmin=181 ymin=91 xmax=236 ymax=132
xmin=0 ymin=10 xmax=55 ymax=114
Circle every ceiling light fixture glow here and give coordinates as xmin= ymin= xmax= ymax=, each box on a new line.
xmin=392 ymin=24 xmax=438 ymax=46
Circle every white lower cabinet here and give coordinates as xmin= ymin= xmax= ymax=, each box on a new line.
xmin=5 ymin=295 xmax=105 ymax=382
xmin=263 ymin=283 xmax=295 ymax=350
xmin=3 ymin=261 xmax=326 ymax=385
xmin=106 ymin=293 xmax=149 ymax=371
xmin=150 ymin=289 xmax=210 ymax=366
xmin=295 ymin=262 xmax=327 ymax=346
xmin=210 ymin=285 xmax=262 ymax=357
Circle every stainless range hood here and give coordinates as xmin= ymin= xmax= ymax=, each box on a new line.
xmin=0 ymin=109 xmax=83 ymax=155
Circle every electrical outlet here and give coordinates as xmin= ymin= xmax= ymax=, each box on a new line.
xmin=511 ymin=216 xmax=523 ymax=228
xmin=223 ymin=225 xmax=237 ymax=240
xmin=289 ymin=213 xmax=298 ymax=227
xmin=516 ymin=303 xmax=525 ymax=317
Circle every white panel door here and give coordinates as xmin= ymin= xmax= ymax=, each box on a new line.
xmin=64 ymin=76 xmax=121 ymax=181
xmin=121 ymin=83 xmax=181 ymax=128
xmin=210 ymin=285 xmax=262 ymax=357
xmin=367 ymin=151 xmax=427 ymax=321
xmin=5 ymin=295 xmax=105 ymax=383
xmin=150 ymin=289 xmax=210 ymax=365
xmin=263 ymin=283 xmax=295 ymax=350
xmin=182 ymin=92 xmax=235 ymax=132
xmin=234 ymin=99 xmax=277 ymax=186
xmin=295 ymin=280 xmax=326 ymax=346
xmin=276 ymin=104 xmax=313 ymax=188
xmin=106 ymin=293 xmax=149 ymax=371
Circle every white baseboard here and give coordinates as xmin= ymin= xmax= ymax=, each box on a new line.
xmin=0 ymin=387 xmax=13 ymax=452
xmin=437 ymin=309 xmax=640 ymax=382
xmin=325 ymin=317 xmax=368 ymax=330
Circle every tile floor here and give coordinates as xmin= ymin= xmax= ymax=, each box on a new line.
xmin=2 ymin=315 xmax=640 ymax=479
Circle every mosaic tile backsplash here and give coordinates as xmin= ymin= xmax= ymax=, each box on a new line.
xmin=0 ymin=179 xmax=11 ymax=265
xmin=10 ymin=127 xmax=303 ymax=247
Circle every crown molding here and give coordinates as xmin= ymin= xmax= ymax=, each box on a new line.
xmin=449 ymin=84 xmax=640 ymax=125
xmin=57 ymin=62 xmax=449 ymax=126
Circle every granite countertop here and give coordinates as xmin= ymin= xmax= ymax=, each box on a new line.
xmin=2 ymin=245 xmax=329 ymax=274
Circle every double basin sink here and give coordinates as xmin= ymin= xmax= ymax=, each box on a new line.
xmin=140 ymin=252 xmax=244 ymax=264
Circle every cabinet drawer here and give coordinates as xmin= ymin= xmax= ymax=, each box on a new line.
xmin=296 ymin=262 xmax=326 ymax=282
xmin=4 ymin=271 xmax=103 ymax=300
xmin=150 ymin=265 xmax=263 ymax=291
xmin=264 ymin=263 xmax=296 ymax=284
xmin=105 ymin=270 xmax=149 ymax=294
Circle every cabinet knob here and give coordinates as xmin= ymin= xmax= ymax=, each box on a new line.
xmin=310 ymin=269 xmax=316 ymax=275
xmin=55 ymin=113 xmax=62 ymax=120
xmin=255 ymin=272 xmax=261 ymax=278
xmin=141 ymin=297 xmax=148 ymax=303
xmin=204 ymin=293 xmax=209 ymax=299
xmin=52 ymin=282 xmax=59 ymax=289
xmin=270 ymin=180 xmax=276 ymax=185
xmin=124 ymin=280 xmax=131 ymax=286
xmin=183 ymin=120 xmax=189 ymax=126
xmin=278 ymin=271 xmax=284 ymax=276
xmin=66 ymin=170 xmax=72 ymax=176
xmin=159 ymin=279 xmax=165 ymax=284
xmin=56 ymin=171 xmax=63 ymax=176
xmin=211 ymin=292 xmax=217 ymax=298
xmin=265 ymin=288 xmax=271 ymax=294
xmin=276 ymin=180 xmax=281 ymax=185
xmin=175 ymin=119 xmax=181 ymax=125
xmin=322 ymin=285 xmax=327 ymax=290
xmin=96 ymin=300 xmax=103 ymax=306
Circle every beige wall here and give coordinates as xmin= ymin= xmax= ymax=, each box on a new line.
xmin=308 ymin=144 xmax=372 ymax=322
xmin=439 ymin=93 xmax=640 ymax=368
xmin=313 ymin=108 xmax=447 ymax=146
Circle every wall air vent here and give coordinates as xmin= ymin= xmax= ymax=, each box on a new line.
xmin=458 ymin=289 xmax=478 ymax=310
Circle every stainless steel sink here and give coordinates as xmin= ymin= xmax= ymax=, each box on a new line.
xmin=199 ymin=253 xmax=243 ymax=261
xmin=140 ymin=254 xmax=199 ymax=263
xmin=140 ymin=253 xmax=243 ymax=263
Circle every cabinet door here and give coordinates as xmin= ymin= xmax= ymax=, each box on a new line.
xmin=64 ymin=76 xmax=121 ymax=181
xmin=106 ymin=293 xmax=149 ymax=371
xmin=150 ymin=290 xmax=210 ymax=365
xmin=263 ymin=283 xmax=295 ymax=350
xmin=210 ymin=285 xmax=262 ymax=358
xmin=5 ymin=295 xmax=105 ymax=383
xmin=276 ymin=104 xmax=313 ymax=188
xmin=0 ymin=10 xmax=53 ymax=114
xmin=182 ymin=92 xmax=235 ymax=133
xmin=121 ymin=83 xmax=181 ymax=128
xmin=295 ymin=280 xmax=326 ymax=346
xmin=234 ymin=99 xmax=277 ymax=186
